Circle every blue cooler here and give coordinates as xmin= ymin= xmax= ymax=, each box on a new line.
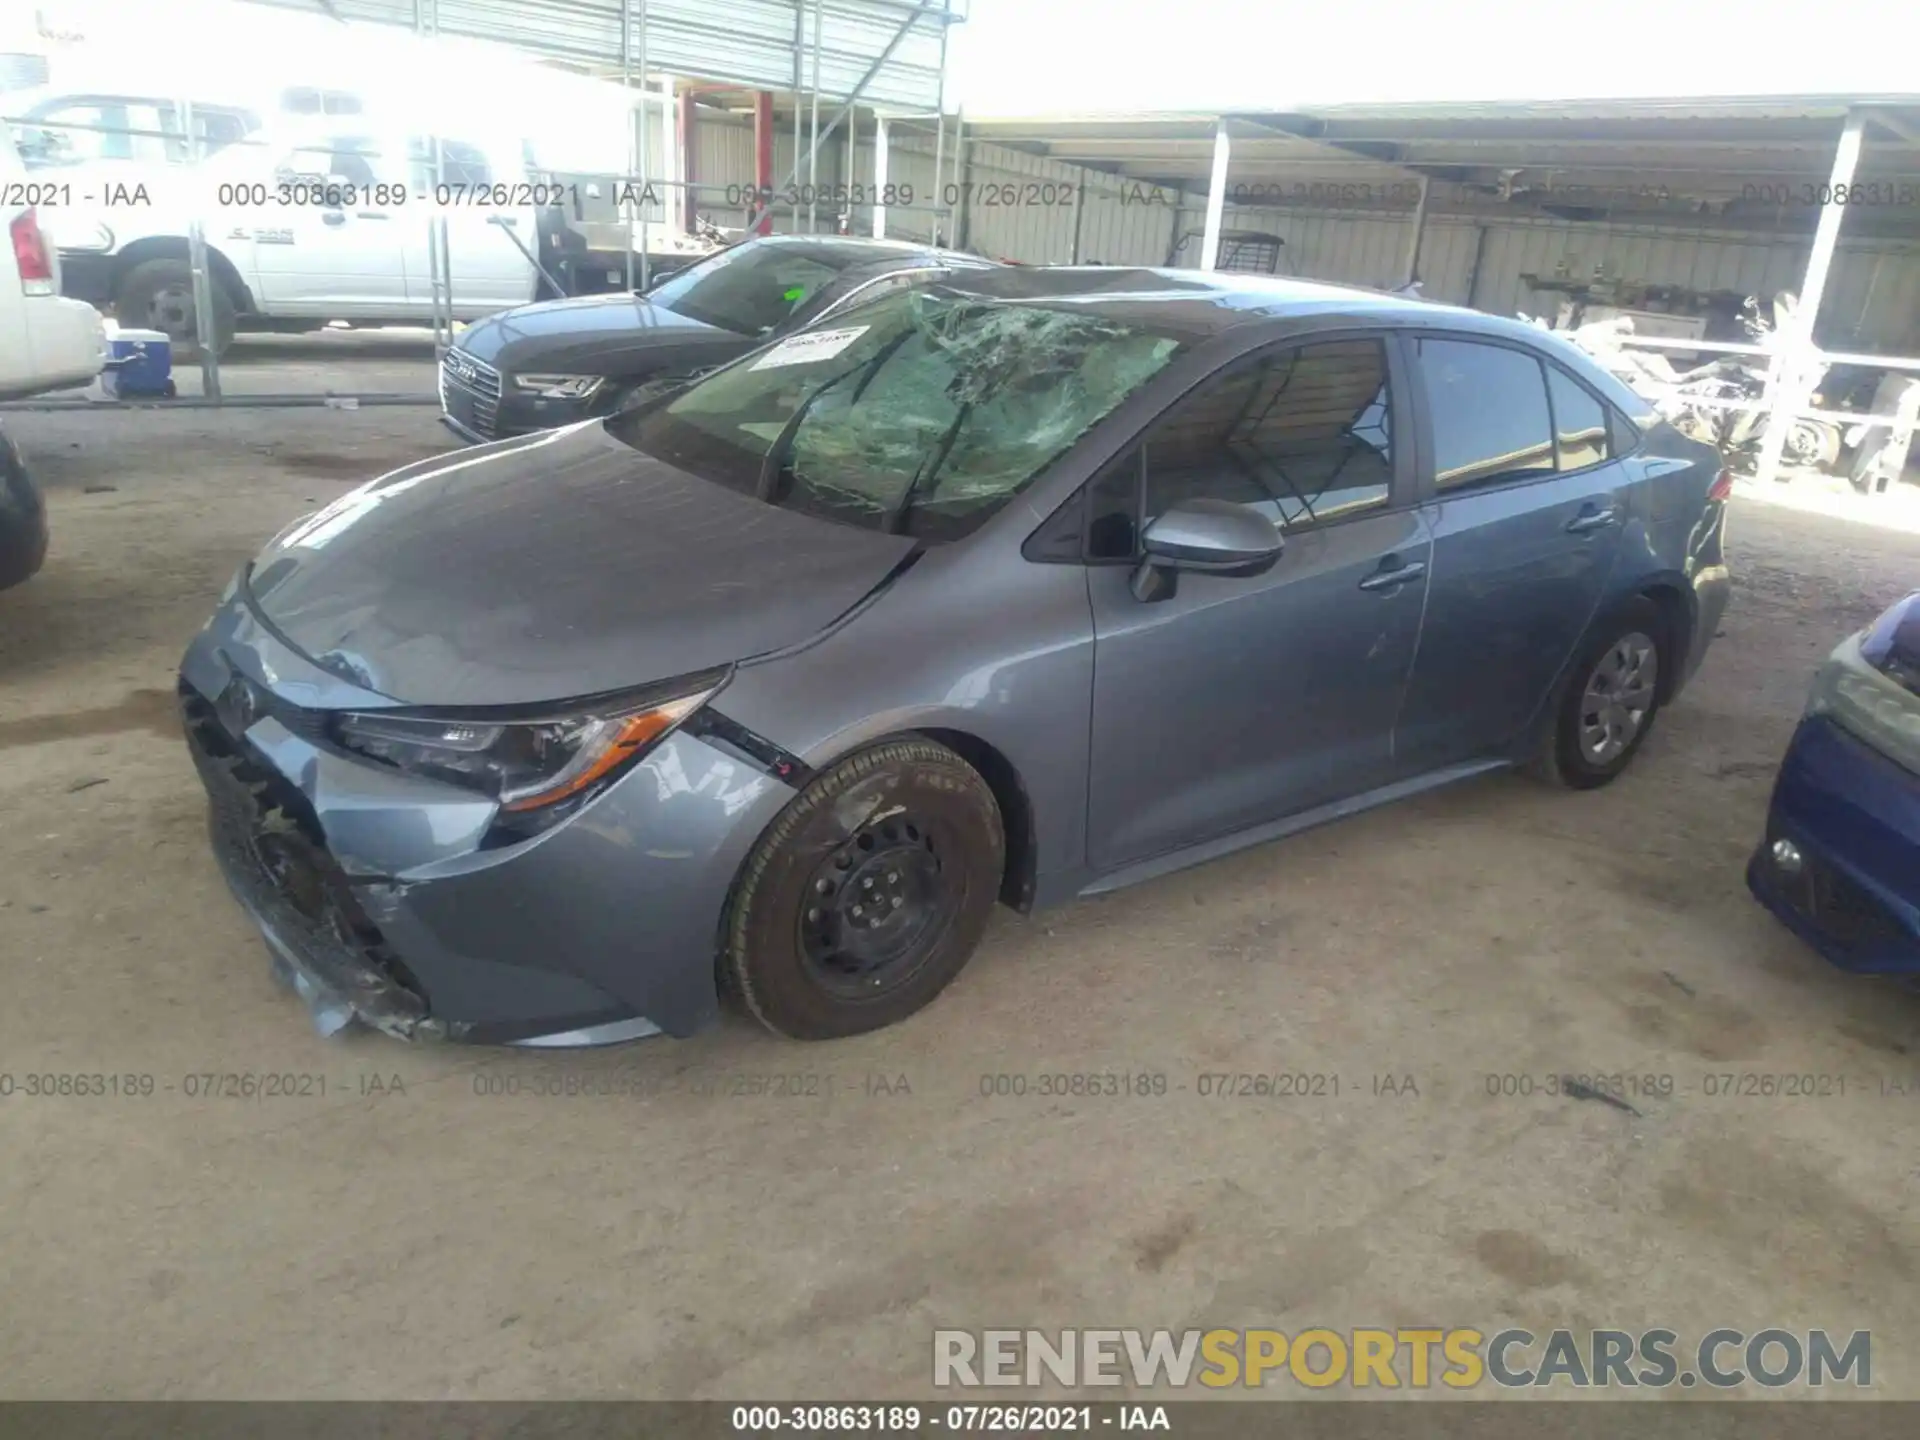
xmin=103 ymin=327 xmax=175 ymax=398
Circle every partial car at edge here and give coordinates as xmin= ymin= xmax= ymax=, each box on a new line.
xmin=438 ymin=234 xmax=996 ymax=442
xmin=1748 ymin=592 xmax=1920 ymax=975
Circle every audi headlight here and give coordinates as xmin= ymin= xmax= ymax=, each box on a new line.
xmin=512 ymin=373 xmax=605 ymax=400
xmin=330 ymin=670 xmax=725 ymax=830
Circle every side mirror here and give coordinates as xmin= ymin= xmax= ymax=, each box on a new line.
xmin=1131 ymin=498 xmax=1283 ymax=602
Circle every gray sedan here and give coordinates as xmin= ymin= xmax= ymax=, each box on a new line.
xmin=180 ymin=267 xmax=1730 ymax=1045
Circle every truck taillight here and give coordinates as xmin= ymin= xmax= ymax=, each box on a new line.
xmin=1707 ymin=466 xmax=1733 ymax=502
xmin=10 ymin=208 xmax=55 ymax=295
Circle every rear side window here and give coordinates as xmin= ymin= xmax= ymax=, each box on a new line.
xmin=1412 ymin=338 xmax=1556 ymax=491
xmin=1546 ymin=364 xmax=1610 ymax=470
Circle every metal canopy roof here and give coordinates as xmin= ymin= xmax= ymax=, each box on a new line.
xmin=964 ymin=98 xmax=1920 ymax=233
xmin=234 ymin=0 xmax=963 ymax=109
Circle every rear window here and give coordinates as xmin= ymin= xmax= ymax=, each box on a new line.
xmin=1546 ymin=364 xmax=1610 ymax=470
xmin=1412 ymin=338 xmax=1556 ymax=491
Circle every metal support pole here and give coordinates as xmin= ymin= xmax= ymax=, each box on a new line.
xmin=432 ymin=135 xmax=453 ymax=347
xmin=621 ymin=1 xmax=635 ymax=291
xmin=659 ymin=72 xmax=679 ymax=237
xmin=1200 ymin=121 xmax=1230 ymax=272
xmin=844 ymin=104 xmax=857 ymax=234
xmin=871 ymin=114 xmax=889 ymax=238
xmin=178 ymin=96 xmax=220 ymax=398
xmin=636 ymin=0 xmax=651 ymax=290
xmin=807 ymin=0 xmax=823 ymax=234
xmin=1401 ymin=173 xmax=1430 ymax=287
xmin=1754 ymin=109 xmax=1865 ymax=486
xmin=679 ymin=87 xmax=696 ymax=234
xmin=930 ymin=16 xmax=948 ymax=245
xmin=1069 ymin=177 xmax=1086 ymax=263
xmin=930 ymin=111 xmax=946 ymax=246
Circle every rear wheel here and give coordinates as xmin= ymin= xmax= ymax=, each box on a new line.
xmin=721 ymin=738 xmax=1003 ymax=1039
xmin=1531 ymin=598 xmax=1667 ymax=790
xmin=115 ymin=257 xmax=236 ymax=359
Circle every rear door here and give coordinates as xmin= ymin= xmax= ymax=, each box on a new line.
xmin=404 ymin=138 xmax=538 ymax=315
xmin=1083 ymin=333 xmax=1432 ymax=870
xmin=247 ymin=134 xmax=408 ymax=314
xmin=1392 ymin=334 xmax=1629 ymax=773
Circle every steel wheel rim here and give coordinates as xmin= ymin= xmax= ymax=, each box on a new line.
xmin=1578 ymin=630 xmax=1658 ymax=765
xmin=797 ymin=813 xmax=953 ymax=999
xmin=149 ymin=283 xmax=196 ymax=340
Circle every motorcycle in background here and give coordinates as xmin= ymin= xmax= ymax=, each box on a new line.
xmin=1533 ymin=292 xmax=1855 ymax=476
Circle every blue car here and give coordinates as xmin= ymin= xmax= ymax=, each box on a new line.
xmin=1749 ymin=591 xmax=1920 ymax=973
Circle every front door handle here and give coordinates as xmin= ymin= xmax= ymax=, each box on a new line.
xmin=1565 ymin=505 xmax=1619 ymax=534
xmin=321 ymin=210 xmax=347 ymax=226
xmin=354 ymin=210 xmax=389 ymax=220
xmin=1358 ymin=559 xmax=1426 ymax=592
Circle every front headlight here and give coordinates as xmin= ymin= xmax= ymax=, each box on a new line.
xmin=1806 ymin=632 xmax=1920 ymax=777
xmin=512 ymin=373 xmax=605 ymax=400
xmin=331 ymin=670 xmax=725 ymax=822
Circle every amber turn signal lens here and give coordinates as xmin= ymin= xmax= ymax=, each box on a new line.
xmin=499 ymin=698 xmax=703 ymax=813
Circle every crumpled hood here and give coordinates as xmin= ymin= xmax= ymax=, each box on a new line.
xmin=455 ymin=292 xmax=750 ymax=379
xmin=244 ymin=422 xmax=916 ymax=708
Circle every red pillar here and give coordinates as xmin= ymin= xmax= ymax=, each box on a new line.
xmin=752 ymin=92 xmax=774 ymax=235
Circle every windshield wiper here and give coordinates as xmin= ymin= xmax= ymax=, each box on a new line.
xmin=754 ymin=329 xmax=914 ymax=502
xmin=885 ymin=402 xmax=971 ymax=536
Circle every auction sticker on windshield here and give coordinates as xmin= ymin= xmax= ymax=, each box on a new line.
xmin=749 ymin=326 xmax=871 ymax=370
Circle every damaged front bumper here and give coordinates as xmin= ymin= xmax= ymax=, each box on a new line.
xmin=178 ymin=593 xmax=796 ymax=1044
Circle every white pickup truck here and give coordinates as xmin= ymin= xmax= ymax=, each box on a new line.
xmin=43 ymin=124 xmax=711 ymax=355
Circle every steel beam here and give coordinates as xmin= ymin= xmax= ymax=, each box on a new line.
xmin=1754 ymin=109 xmax=1866 ymax=485
xmin=872 ymin=115 xmax=890 ymax=238
xmin=1200 ymin=122 xmax=1230 ymax=272
xmin=741 ymin=0 xmax=947 ymax=237
xmin=178 ymin=96 xmax=221 ymax=399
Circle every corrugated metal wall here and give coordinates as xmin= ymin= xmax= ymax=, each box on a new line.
xmin=688 ymin=113 xmax=1920 ymax=354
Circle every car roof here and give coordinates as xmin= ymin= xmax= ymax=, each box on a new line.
xmin=924 ymin=264 xmax=1549 ymax=344
xmin=744 ymin=234 xmax=996 ymax=269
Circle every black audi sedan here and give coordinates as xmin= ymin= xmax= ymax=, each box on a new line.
xmin=439 ymin=235 xmax=996 ymax=442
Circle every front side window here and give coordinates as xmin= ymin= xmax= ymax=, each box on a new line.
xmin=1413 ymin=338 xmax=1556 ymax=492
xmin=616 ymin=287 xmax=1188 ymax=543
xmin=1087 ymin=338 xmax=1395 ymax=558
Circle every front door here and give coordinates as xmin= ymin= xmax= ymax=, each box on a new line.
xmin=1085 ymin=335 xmax=1432 ymax=871
xmin=1392 ymin=336 xmax=1629 ymax=772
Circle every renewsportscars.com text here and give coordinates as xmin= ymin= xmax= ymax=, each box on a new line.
xmin=933 ymin=1327 xmax=1871 ymax=1390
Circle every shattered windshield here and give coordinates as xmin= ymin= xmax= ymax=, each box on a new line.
xmin=613 ymin=287 xmax=1188 ymax=542
xmin=643 ymin=243 xmax=847 ymax=336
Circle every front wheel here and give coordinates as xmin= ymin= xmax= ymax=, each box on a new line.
xmin=721 ymin=738 xmax=1004 ymax=1039
xmin=1531 ymin=598 xmax=1667 ymax=790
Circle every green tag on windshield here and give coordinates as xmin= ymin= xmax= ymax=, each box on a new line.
xmin=783 ymin=286 xmax=807 ymax=302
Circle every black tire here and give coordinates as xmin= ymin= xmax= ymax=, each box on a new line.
xmin=114 ymin=258 xmax=235 ymax=359
xmin=1530 ymin=597 xmax=1668 ymax=790
xmin=722 ymin=738 xmax=1004 ymax=1040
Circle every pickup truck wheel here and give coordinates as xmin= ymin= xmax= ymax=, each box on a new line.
xmin=115 ymin=258 xmax=235 ymax=359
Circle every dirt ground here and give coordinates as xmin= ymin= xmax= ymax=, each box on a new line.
xmin=3 ymin=349 xmax=1920 ymax=1401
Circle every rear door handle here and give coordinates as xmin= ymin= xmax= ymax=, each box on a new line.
xmin=1565 ymin=505 xmax=1619 ymax=534
xmin=1358 ymin=559 xmax=1426 ymax=592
